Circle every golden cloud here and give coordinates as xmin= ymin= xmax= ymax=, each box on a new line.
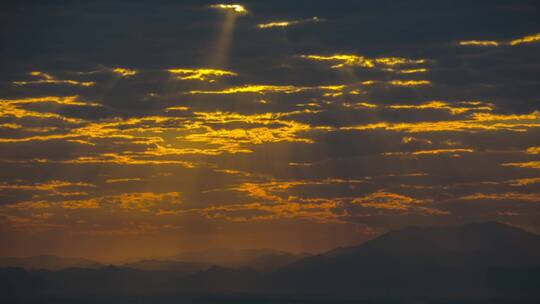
xmin=396 ymin=68 xmax=428 ymax=74
xmin=210 ymin=4 xmax=247 ymax=14
xmin=459 ymin=192 xmax=540 ymax=202
xmin=387 ymin=80 xmax=431 ymax=86
xmin=457 ymin=32 xmax=540 ymax=47
xmin=6 ymin=192 xmax=182 ymax=212
xmin=509 ymin=177 xmax=540 ymax=187
xmin=383 ymin=148 xmax=474 ymax=156
xmin=13 ymin=71 xmax=95 ymax=87
xmin=0 ymin=96 xmax=97 ymax=128
xmin=509 ymin=32 xmax=540 ymax=46
xmin=501 ymin=161 xmax=540 ymax=170
xmin=113 ymin=68 xmax=137 ymax=77
xmin=343 ymin=111 xmax=540 ymax=133
xmin=300 ymin=54 xmax=426 ymax=70
xmin=351 ymin=191 xmax=445 ymax=215
xmin=386 ymin=101 xmax=493 ymax=115
xmin=168 ymin=68 xmax=237 ymax=81
xmin=0 ymin=180 xmax=94 ymax=191
xmin=105 ymin=178 xmax=142 ymax=183
xmin=257 ymin=16 xmax=321 ymax=29
xmin=458 ymin=40 xmax=500 ymax=47
xmin=526 ymin=147 xmax=540 ymax=154
xmin=187 ymin=84 xmax=308 ymax=94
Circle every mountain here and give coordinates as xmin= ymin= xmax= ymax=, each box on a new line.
xmin=122 ymin=259 xmax=211 ymax=274
xmin=174 ymin=248 xmax=297 ymax=265
xmin=171 ymin=248 xmax=307 ymax=270
xmin=1 ymin=222 xmax=539 ymax=302
xmin=226 ymin=252 xmax=309 ymax=270
xmin=272 ymin=222 xmax=540 ymax=293
xmin=0 ymin=255 xmax=103 ymax=270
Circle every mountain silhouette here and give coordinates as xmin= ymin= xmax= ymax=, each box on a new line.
xmin=1 ymin=222 xmax=539 ymax=302
xmin=272 ymin=222 xmax=540 ymax=293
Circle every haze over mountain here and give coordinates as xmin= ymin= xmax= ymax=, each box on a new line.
xmin=121 ymin=260 xmax=212 ymax=273
xmin=174 ymin=248 xmax=308 ymax=270
xmin=1 ymin=222 xmax=539 ymax=303
xmin=0 ymin=255 xmax=103 ymax=271
xmin=0 ymin=249 xmax=306 ymax=274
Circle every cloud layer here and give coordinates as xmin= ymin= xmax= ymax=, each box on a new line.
xmin=1 ymin=0 xmax=539 ymax=261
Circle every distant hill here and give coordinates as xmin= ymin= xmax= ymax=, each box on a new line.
xmin=0 ymin=255 xmax=103 ymax=270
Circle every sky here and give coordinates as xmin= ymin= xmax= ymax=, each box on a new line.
xmin=0 ymin=0 xmax=539 ymax=262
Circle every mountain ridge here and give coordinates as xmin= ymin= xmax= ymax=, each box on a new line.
xmin=1 ymin=222 xmax=539 ymax=301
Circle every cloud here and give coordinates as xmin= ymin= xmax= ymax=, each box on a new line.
xmin=168 ymin=68 xmax=237 ymax=82
xmin=342 ymin=111 xmax=540 ymax=133
xmin=257 ymin=17 xmax=322 ymax=29
xmin=6 ymin=191 xmax=182 ymax=212
xmin=210 ymin=4 xmax=248 ymax=14
xmin=509 ymin=33 xmax=540 ymax=46
xmin=1 ymin=0 xmax=540 ymax=257
xmin=386 ymin=101 xmax=493 ymax=115
xmin=105 ymin=178 xmax=142 ymax=183
xmin=526 ymin=147 xmax=540 ymax=154
xmin=384 ymin=148 xmax=474 ymax=156
xmin=458 ymin=40 xmax=500 ymax=47
xmin=501 ymin=161 xmax=540 ymax=170
xmin=459 ymin=192 xmax=540 ymax=202
xmin=350 ymin=190 xmax=448 ymax=215
xmin=13 ymin=72 xmax=95 ymax=87
xmin=300 ymin=54 xmax=426 ymax=70
xmin=457 ymin=32 xmax=540 ymax=47
xmin=509 ymin=177 xmax=540 ymax=187
xmin=0 ymin=180 xmax=94 ymax=199
xmin=387 ymin=80 xmax=431 ymax=87
xmin=187 ymin=84 xmax=309 ymax=94
xmin=112 ymin=68 xmax=137 ymax=77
